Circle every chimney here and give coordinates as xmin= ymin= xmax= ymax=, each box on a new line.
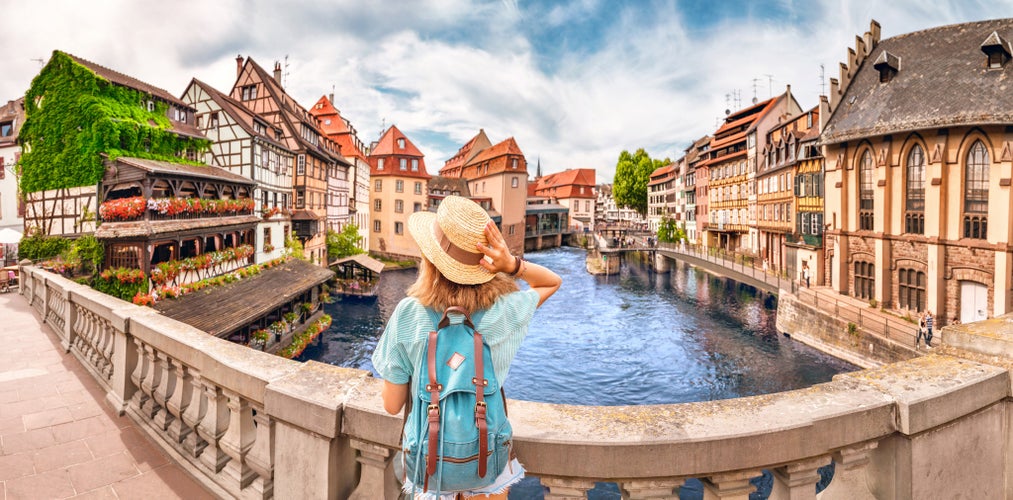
xmin=235 ymin=55 xmax=243 ymax=78
xmin=329 ymin=93 xmax=334 ymax=104
xmin=274 ymin=61 xmax=283 ymax=86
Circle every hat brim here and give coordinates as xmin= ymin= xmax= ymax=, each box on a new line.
xmin=408 ymin=211 xmax=495 ymax=285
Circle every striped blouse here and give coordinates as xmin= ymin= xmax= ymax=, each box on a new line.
xmin=371 ymin=289 xmax=540 ymax=387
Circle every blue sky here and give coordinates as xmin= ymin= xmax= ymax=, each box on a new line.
xmin=1 ymin=0 xmax=1009 ymax=182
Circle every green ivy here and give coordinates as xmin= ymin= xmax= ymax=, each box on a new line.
xmin=19 ymin=233 xmax=72 ymax=261
xmin=91 ymin=273 xmax=146 ymax=302
xmin=18 ymin=50 xmax=211 ymax=194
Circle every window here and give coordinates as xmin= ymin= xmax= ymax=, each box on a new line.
xmin=397 ymin=138 xmax=406 ymax=149
xmin=964 ymin=140 xmax=989 ymax=239
xmin=414 ymin=182 xmax=423 ymax=195
xmin=511 ymin=158 xmax=518 ymax=169
xmin=378 ymin=158 xmax=385 ymax=170
xmin=508 ymin=224 xmax=515 ymax=235
xmin=0 ymin=121 xmax=12 ymax=137
xmin=146 ymin=100 xmax=155 ymax=112
xmin=263 ymin=227 xmax=272 ymax=249
xmin=511 ymin=177 xmax=519 ymax=188
xmin=395 ymin=180 xmax=404 ymax=193
xmin=241 ymin=85 xmax=257 ymax=101
xmin=297 ymin=155 xmax=306 ymax=175
xmin=374 ymin=179 xmax=382 ymax=192
xmin=374 ymin=199 xmax=382 ymax=211
xmin=905 ymin=145 xmax=925 ymax=234
xmin=400 ymin=158 xmax=407 ymax=171
xmin=898 ymin=268 xmax=926 ymax=312
xmin=854 ymin=261 xmax=875 ymax=300
xmin=296 ymin=190 xmax=305 ymax=208
xmin=414 ymin=202 xmax=422 ymax=212
xmin=395 ymin=200 xmax=404 ymax=213
xmin=585 ymin=200 xmax=591 ymax=212
xmin=859 ymin=150 xmax=874 ymax=230
xmin=395 ymin=222 xmax=404 ymax=235
xmin=373 ymin=220 xmax=381 ymax=232
xmin=411 ymin=159 xmax=418 ymax=171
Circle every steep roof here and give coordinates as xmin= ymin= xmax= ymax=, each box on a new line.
xmin=441 ymin=129 xmax=492 ymax=175
xmin=308 ymin=95 xmax=366 ymax=161
xmin=428 ymin=175 xmax=471 ymax=196
xmin=467 ymin=136 xmax=525 ymax=165
xmin=368 ymin=125 xmax=429 ymax=178
xmin=112 ymin=156 xmax=254 ymax=184
xmin=647 ymin=164 xmax=676 ymax=186
xmin=185 ymin=78 xmax=288 ymax=150
xmin=822 ymin=18 xmax=1013 ymax=145
xmin=532 ymin=168 xmax=596 ymax=198
xmin=0 ymin=98 xmax=25 ymax=148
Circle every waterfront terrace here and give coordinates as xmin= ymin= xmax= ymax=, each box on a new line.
xmin=9 ymin=261 xmax=1013 ymax=499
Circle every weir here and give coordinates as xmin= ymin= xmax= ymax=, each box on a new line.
xmin=14 ymin=262 xmax=1013 ymax=499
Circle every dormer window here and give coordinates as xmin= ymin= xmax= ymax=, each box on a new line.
xmin=241 ymin=85 xmax=258 ymax=101
xmin=980 ymin=31 xmax=1012 ymax=69
xmin=873 ymin=50 xmax=901 ymax=83
xmin=0 ymin=120 xmax=13 ymax=137
xmin=397 ymin=138 xmax=406 ymax=149
xmin=146 ymin=100 xmax=155 ymax=112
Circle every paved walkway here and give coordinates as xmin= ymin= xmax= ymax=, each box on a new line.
xmin=0 ymin=291 xmax=213 ymax=499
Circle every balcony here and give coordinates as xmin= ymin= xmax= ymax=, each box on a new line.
xmin=100 ymin=196 xmax=255 ymax=223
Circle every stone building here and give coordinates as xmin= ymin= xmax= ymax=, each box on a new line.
xmin=367 ymin=125 xmax=430 ymax=259
xmin=683 ymin=135 xmax=710 ymax=244
xmin=0 ymin=98 xmax=24 ymax=236
xmin=229 ymin=57 xmax=350 ymax=265
xmin=181 ymin=78 xmax=293 ymax=264
xmin=440 ymin=130 xmax=530 ymax=254
xmin=821 ymin=19 xmax=1013 ymax=324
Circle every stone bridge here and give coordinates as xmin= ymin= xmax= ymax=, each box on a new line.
xmin=11 ymin=263 xmax=1013 ymax=499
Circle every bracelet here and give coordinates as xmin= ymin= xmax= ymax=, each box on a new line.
xmin=509 ymin=255 xmax=523 ymax=276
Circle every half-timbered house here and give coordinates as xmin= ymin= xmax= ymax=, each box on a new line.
xmin=309 ymin=95 xmax=356 ymax=236
xmin=229 ymin=57 xmax=351 ymax=265
xmin=182 ymin=78 xmax=293 ymax=263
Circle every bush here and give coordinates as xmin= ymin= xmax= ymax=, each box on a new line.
xmin=68 ymin=235 xmax=104 ymax=275
xmin=92 ymin=269 xmax=147 ymax=302
xmin=19 ymin=233 xmax=71 ymax=261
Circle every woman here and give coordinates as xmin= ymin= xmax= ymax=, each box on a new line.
xmin=372 ymin=196 xmax=562 ymax=499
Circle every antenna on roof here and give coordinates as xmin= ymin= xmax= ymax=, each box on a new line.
xmin=818 ymin=64 xmax=826 ymax=96
xmin=31 ymin=57 xmax=45 ymax=67
xmin=380 ymin=118 xmax=386 ymax=138
xmin=734 ymin=89 xmax=741 ymax=109
xmin=724 ymin=93 xmax=731 ymax=115
xmin=764 ymin=74 xmax=774 ymax=98
xmin=751 ymin=78 xmax=759 ymax=104
xmin=283 ymin=55 xmax=290 ymax=88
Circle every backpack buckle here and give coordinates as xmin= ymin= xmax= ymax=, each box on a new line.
xmin=427 ymin=403 xmax=440 ymax=416
xmin=471 ymin=377 xmax=488 ymax=387
xmin=425 ymin=383 xmax=443 ymax=392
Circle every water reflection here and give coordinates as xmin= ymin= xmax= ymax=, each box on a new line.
xmin=304 ymin=247 xmax=856 ymax=406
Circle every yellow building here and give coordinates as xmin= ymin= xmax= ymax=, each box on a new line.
xmin=367 ymin=125 xmax=430 ymax=259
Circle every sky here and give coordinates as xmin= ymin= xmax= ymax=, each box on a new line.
xmin=1 ymin=0 xmax=1009 ymax=182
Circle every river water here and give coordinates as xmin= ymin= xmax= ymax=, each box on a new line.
xmin=303 ymin=247 xmax=855 ymax=499
xmin=305 ymin=246 xmax=856 ymax=405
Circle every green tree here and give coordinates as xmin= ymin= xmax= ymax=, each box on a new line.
xmin=327 ymin=224 xmax=364 ymax=260
xmin=612 ymin=148 xmax=671 ymax=217
xmin=656 ymin=217 xmax=687 ymax=243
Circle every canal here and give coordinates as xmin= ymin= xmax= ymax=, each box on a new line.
xmin=304 ymin=246 xmax=856 ymax=405
xmin=303 ymin=246 xmax=856 ymax=498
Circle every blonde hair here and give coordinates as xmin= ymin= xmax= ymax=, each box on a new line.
xmin=408 ymin=257 xmax=518 ymax=312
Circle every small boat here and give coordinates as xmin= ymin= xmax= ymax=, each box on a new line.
xmin=330 ymin=254 xmax=385 ymax=299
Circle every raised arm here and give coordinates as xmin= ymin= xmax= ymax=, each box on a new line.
xmin=476 ymin=221 xmax=562 ymax=307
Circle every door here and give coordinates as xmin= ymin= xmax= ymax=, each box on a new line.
xmin=960 ymin=281 xmax=988 ymax=324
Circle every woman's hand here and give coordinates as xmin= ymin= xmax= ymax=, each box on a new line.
xmin=476 ymin=221 xmax=516 ymax=274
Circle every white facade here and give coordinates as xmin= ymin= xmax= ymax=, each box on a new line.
xmin=326 ymin=162 xmax=350 ymax=233
xmin=0 ymin=99 xmax=24 ymax=233
xmin=350 ymin=156 xmax=371 ymax=252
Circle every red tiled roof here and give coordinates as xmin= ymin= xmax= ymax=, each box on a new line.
xmin=531 ymin=168 xmax=596 ymax=198
xmin=308 ymin=95 xmax=366 ymax=161
xmin=441 ymin=129 xmax=491 ymax=176
xmin=467 ymin=137 xmax=524 ymax=165
xmin=185 ymin=78 xmax=289 ymax=150
xmin=368 ymin=125 xmax=430 ymax=178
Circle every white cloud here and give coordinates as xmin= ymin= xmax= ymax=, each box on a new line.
xmin=1 ymin=0 xmax=1010 ymax=184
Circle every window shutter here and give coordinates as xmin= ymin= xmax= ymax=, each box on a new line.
xmin=0 ymin=156 xmax=4 ymax=180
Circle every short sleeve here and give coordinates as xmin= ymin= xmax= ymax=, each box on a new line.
xmin=371 ymin=299 xmax=414 ymax=384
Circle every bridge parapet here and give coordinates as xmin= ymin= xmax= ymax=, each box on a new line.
xmin=18 ymin=264 xmax=1013 ymax=499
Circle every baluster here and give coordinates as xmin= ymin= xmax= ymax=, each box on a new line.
xmin=702 ymin=470 xmax=760 ymax=500
xmin=197 ymin=381 xmax=231 ymax=473
xmin=152 ymin=353 xmax=176 ymax=431
xmin=139 ymin=345 xmax=162 ymax=419
xmin=71 ymin=305 xmax=87 ymax=353
xmin=622 ymin=478 xmax=685 ymax=499
xmin=181 ymin=370 xmax=208 ymax=458
xmin=542 ymin=477 xmax=596 ymax=499
xmin=129 ymin=339 xmax=150 ymax=412
xmin=92 ymin=316 xmax=109 ymax=374
xmin=166 ymin=364 xmax=193 ymax=444
xmin=771 ymin=456 xmax=828 ymax=500
xmin=817 ymin=443 xmax=878 ymax=500
xmin=220 ymin=389 xmax=256 ymax=489
xmin=101 ymin=319 xmax=115 ymax=379
xmin=245 ymin=405 xmax=275 ymax=499
xmin=347 ymin=439 xmax=396 ymax=500
xmin=77 ymin=310 xmax=93 ymax=358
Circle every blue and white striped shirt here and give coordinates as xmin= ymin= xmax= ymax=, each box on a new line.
xmin=371 ymin=289 xmax=540 ymax=386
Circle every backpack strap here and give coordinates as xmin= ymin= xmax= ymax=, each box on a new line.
xmin=424 ymin=327 xmax=441 ymax=487
xmin=472 ymin=325 xmax=489 ymax=478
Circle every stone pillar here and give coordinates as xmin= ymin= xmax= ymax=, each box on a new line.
xmin=622 ymin=478 xmax=684 ymax=499
xmin=992 ymin=250 xmax=1011 ymax=317
xmin=347 ymin=439 xmax=399 ymax=500
xmin=771 ymin=456 xmax=829 ymax=500
xmin=106 ymin=307 xmax=137 ymax=415
xmin=926 ymin=243 xmax=945 ymax=320
xmin=702 ymin=470 xmax=758 ymax=500
xmin=818 ymin=443 xmax=877 ymax=500
xmin=542 ymin=476 xmax=595 ymax=499
xmin=874 ymin=238 xmax=890 ymax=307
xmin=654 ymin=252 xmax=671 ymax=273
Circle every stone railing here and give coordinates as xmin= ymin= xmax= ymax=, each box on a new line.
xmin=19 ymin=264 xmax=1013 ymax=499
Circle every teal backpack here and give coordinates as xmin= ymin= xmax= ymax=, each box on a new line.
xmin=401 ymin=306 xmax=512 ymax=494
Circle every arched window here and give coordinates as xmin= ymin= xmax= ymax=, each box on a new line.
xmin=859 ymin=150 xmax=874 ymax=230
xmin=905 ymin=144 xmax=925 ymax=234
xmin=854 ymin=261 xmax=875 ymax=300
xmin=963 ymin=140 xmax=989 ymax=239
xmin=898 ymin=268 xmax=925 ymax=312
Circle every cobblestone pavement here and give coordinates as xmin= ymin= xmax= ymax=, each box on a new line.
xmin=0 ymin=291 xmax=214 ymax=500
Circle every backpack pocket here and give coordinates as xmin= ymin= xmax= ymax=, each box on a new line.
xmin=403 ymin=430 xmax=510 ymax=492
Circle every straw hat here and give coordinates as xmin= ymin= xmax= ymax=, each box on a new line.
xmin=408 ymin=195 xmax=494 ymax=285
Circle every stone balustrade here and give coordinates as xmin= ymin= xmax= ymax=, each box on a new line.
xmin=17 ymin=263 xmax=1013 ymax=500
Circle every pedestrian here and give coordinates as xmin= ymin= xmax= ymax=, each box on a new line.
xmin=372 ymin=196 xmax=562 ymax=499
xmin=916 ymin=313 xmax=927 ymax=349
xmin=925 ymin=310 xmax=934 ymax=347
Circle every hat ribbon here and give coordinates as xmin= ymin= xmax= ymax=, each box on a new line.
xmin=433 ymin=223 xmax=485 ymax=265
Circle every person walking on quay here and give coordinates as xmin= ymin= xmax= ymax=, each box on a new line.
xmin=372 ymin=195 xmax=562 ymax=499
xmin=916 ymin=313 xmax=928 ymax=349
xmin=802 ymin=264 xmax=810 ymax=288
xmin=925 ymin=310 xmax=934 ymax=348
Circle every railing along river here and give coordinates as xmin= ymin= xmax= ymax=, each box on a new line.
xmin=16 ymin=264 xmax=1012 ymax=499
